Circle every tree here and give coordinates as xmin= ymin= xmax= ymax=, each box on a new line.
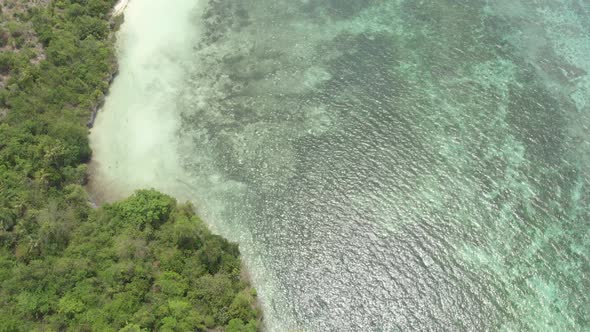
xmin=109 ymin=190 xmax=176 ymax=230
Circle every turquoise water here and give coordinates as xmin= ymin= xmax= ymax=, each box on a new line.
xmin=91 ymin=0 xmax=590 ymax=330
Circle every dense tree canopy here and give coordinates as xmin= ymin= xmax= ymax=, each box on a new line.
xmin=0 ymin=190 xmax=259 ymax=331
xmin=0 ymin=1 xmax=261 ymax=331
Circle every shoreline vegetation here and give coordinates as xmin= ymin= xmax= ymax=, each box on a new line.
xmin=86 ymin=0 xmax=125 ymax=129
xmin=0 ymin=0 xmax=261 ymax=331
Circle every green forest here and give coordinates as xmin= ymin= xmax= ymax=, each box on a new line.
xmin=0 ymin=0 xmax=260 ymax=331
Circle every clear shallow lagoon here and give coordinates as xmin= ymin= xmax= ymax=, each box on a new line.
xmin=91 ymin=0 xmax=590 ymax=330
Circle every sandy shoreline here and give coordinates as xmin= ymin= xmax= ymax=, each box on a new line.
xmin=113 ymin=0 xmax=129 ymax=16
xmin=85 ymin=0 xmax=131 ymax=206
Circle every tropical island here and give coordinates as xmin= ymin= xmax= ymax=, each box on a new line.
xmin=0 ymin=0 xmax=260 ymax=330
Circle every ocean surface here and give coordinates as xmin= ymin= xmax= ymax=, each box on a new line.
xmin=90 ymin=0 xmax=590 ymax=330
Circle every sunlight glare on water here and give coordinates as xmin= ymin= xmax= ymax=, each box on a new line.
xmin=90 ymin=0 xmax=590 ymax=330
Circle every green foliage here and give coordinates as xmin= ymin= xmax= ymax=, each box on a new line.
xmin=109 ymin=189 xmax=176 ymax=231
xmin=229 ymin=290 xmax=259 ymax=323
xmin=1 ymin=0 xmax=116 ymax=222
xmin=0 ymin=0 xmax=261 ymax=330
xmin=226 ymin=319 xmax=258 ymax=332
xmin=119 ymin=324 xmax=143 ymax=332
xmin=156 ymin=271 xmax=188 ymax=297
xmin=1 ymin=191 xmax=260 ymax=331
xmin=58 ymin=293 xmax=86 ymax=316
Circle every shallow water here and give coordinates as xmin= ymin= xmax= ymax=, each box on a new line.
xmin=90 ymin=0 xmax=590 ymax=330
